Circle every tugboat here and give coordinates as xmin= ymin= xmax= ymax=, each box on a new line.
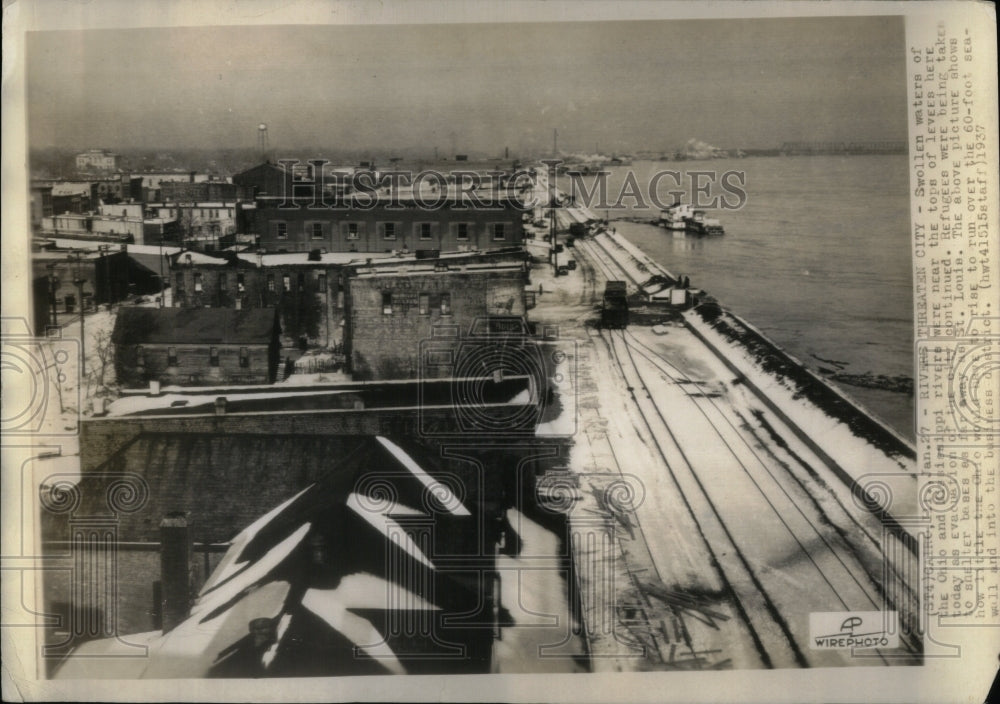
xmin=685 ymin=209 xmax=725 ymax=236
xmin=659 ymin=202 xmax=693 ymax=231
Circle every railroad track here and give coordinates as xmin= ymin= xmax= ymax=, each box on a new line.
xmin=602 ymin=327 xmax=922 ymax=667
xmin=571 ymin=226 xmax=921 ymax=667
xmin=574 ymin=236 xmax=642 ymax=293
xmin=621 ymin=332 xmax=921 ymax=657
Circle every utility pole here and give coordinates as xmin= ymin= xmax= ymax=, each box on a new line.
xmin=159 ymin=239 xmax=166 ymax=308
xmin=46 ymin=263 xmax=59 ymax=327
xmin=68 ymin=251 xmax=87 ymax=377
xmin=552 ymin=128 xmax=558 ymax=157
xmin=98 ymin=244 xmax=110 ymax=307
xmin=548 ymin=168 xmax=558 ymax=272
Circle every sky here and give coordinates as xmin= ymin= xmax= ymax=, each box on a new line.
xmin=26 ymin=16 xmax=907 ymax=155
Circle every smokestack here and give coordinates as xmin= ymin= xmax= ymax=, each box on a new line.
xmin=159 ymin=512 xmax=190 ymax=633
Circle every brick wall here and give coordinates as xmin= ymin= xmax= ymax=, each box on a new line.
xmin=115 ymin=342 xmax=274 ymax=387
xmin=172 ymin=264 xmax=346 ymax=346
xmin=254 ymin=201 xmax=525 ymax=254
xmin=346 ymin=267 xmax=527 ymax=380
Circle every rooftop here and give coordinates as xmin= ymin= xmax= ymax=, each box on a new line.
xmin=113 ymin=307 xmax=278 ymax=346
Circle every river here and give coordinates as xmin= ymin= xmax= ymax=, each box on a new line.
xmin=558 ymin=155 xmax=914 ymax=440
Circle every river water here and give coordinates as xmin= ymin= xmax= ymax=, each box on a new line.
xmin=558 ymin=155 xmax=914 ymax=440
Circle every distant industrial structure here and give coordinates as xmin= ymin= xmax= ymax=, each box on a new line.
xmin=779 ymin=140 xmax=907 ymax=155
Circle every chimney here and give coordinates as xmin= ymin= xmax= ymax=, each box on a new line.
xmin=159 ymin=512 xmax=190 ymax=633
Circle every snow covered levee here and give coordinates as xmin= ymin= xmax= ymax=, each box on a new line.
xmin=539 ymin=223 xmax=921 ymax=671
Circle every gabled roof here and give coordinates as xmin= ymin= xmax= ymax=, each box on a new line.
xmin=112 ymin=307 xmax=278 ymax=346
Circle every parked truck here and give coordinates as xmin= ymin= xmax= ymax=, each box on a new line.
xmin=601 ymin=281 xmax=629 ymax=329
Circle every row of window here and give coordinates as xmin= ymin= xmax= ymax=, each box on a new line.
xmin=274 ymin=221 xmax=506 ymax=241
xmin=178 ymin=272 xmax=329 ymax=295
xmin=136 ymin=346 xmax=251 ymax=368
xmin=158 ymin=208 xmax=234 ymax=220
xmin=382 ymin=292 xmax=451 ymax=316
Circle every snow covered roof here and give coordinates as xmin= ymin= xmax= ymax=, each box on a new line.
xmin=51 ymin=183 xmax=92 ymax=196
xmin=53 ymin=436 xmax=481 ymax=679
xmin=236 ymin=251 xmax=397 ymax=267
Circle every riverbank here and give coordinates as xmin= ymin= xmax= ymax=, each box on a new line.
xmin=527 ymin=225 xmax=920 ymax=670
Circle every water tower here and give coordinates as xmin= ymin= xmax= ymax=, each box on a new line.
xmin=257 ymin=123 xmax=270 ymax=161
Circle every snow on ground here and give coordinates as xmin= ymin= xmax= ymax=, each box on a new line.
xmin=494 ymin=508 xmax=586 ymax=673
xmin=534 ymin=228 xmax=921 ymax=669
xmin=683 ymin=311 xmax=917 ymax=516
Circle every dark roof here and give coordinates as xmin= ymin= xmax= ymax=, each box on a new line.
xmin=112 ymin=307 xmax=278 ymax=346
xmin=52 ymin=435 xmax=488 ymax=678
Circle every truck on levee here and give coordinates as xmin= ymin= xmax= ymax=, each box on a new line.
xmin=601 ymin=280 xmax=629 ymax=328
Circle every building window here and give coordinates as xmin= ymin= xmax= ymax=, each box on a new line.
xmin=136 ymin=346 xmax=145 ymax=367
xmin=456 ymin=223 xmax=470 ymax=241
xmin=382 ymin=222 xmax=396 ymax=240
xmin=297 ymin=273 xmax=305 ymax=292
xmin=440 ymin=292 xmax=451 ymax=316
xmin=311 ymin=222 xmax=324 ymax=239
xmin=219 ymin=273 xmax=227 ymax=291
xmin=194 ymin=273 xmax=203 ymax=292
xmin=267 ymin=274 xmax=275 ymax=292
xmin=167 ymin=347 xmax=178 ymax=366
xmin=419 ymin=293 xmax=429 ymax=315
xmin=210 ymin=347 xmax=219 ymax=367
xmin=419 ymin=222 xmax=433 ymax=240
xmin=175 ymin=274 xmax=185 ymax=296
xmin=382 ymin=291 xmax=393 ymax=315
xmin=282 ymin=274 xmax=291 ymax=292
xmin=345 ymin=223 xmax=360 ymax=240
xmin=492 ymin=223 xmax=506 ymax=241
xmin=318 ymin=273 xmax=327 ymax=293
xmin=239 ymin=347 xmax=250 ymax=368
xmin=237 ymin=273 xmax=245 ymax=292
xmin=276 ymin=222 xmax=288 ymax=239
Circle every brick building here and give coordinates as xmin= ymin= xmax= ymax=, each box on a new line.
xmin=30 ymin=184 xmax=53 ymax=227
xmin=344 ymin=258 xmax=529 ymax=380
xmin=159 ymin=179 xmax=251 ymax=203
xmin=75 ymin=149 xmax=119 ymax=173
xmin=49 ymin=182 xmax=94 ymax=214
xmin=249 ymin=195 xmax=525 ymax=254
xmin=170 ymin=249 xmax=528 ymax=351
xmin=146 ymin=202 xmax=241 ymax=245
xmin=169 ymin=250 xmax=357 ymax=347
xmin=32 ymin=247 xmax=164 ymax=331
xmin=113 ymin=307 xmax=281 ymax=387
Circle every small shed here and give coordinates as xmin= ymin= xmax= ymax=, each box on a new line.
xmin=113 ymin=307 xmax=281 ymax=387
